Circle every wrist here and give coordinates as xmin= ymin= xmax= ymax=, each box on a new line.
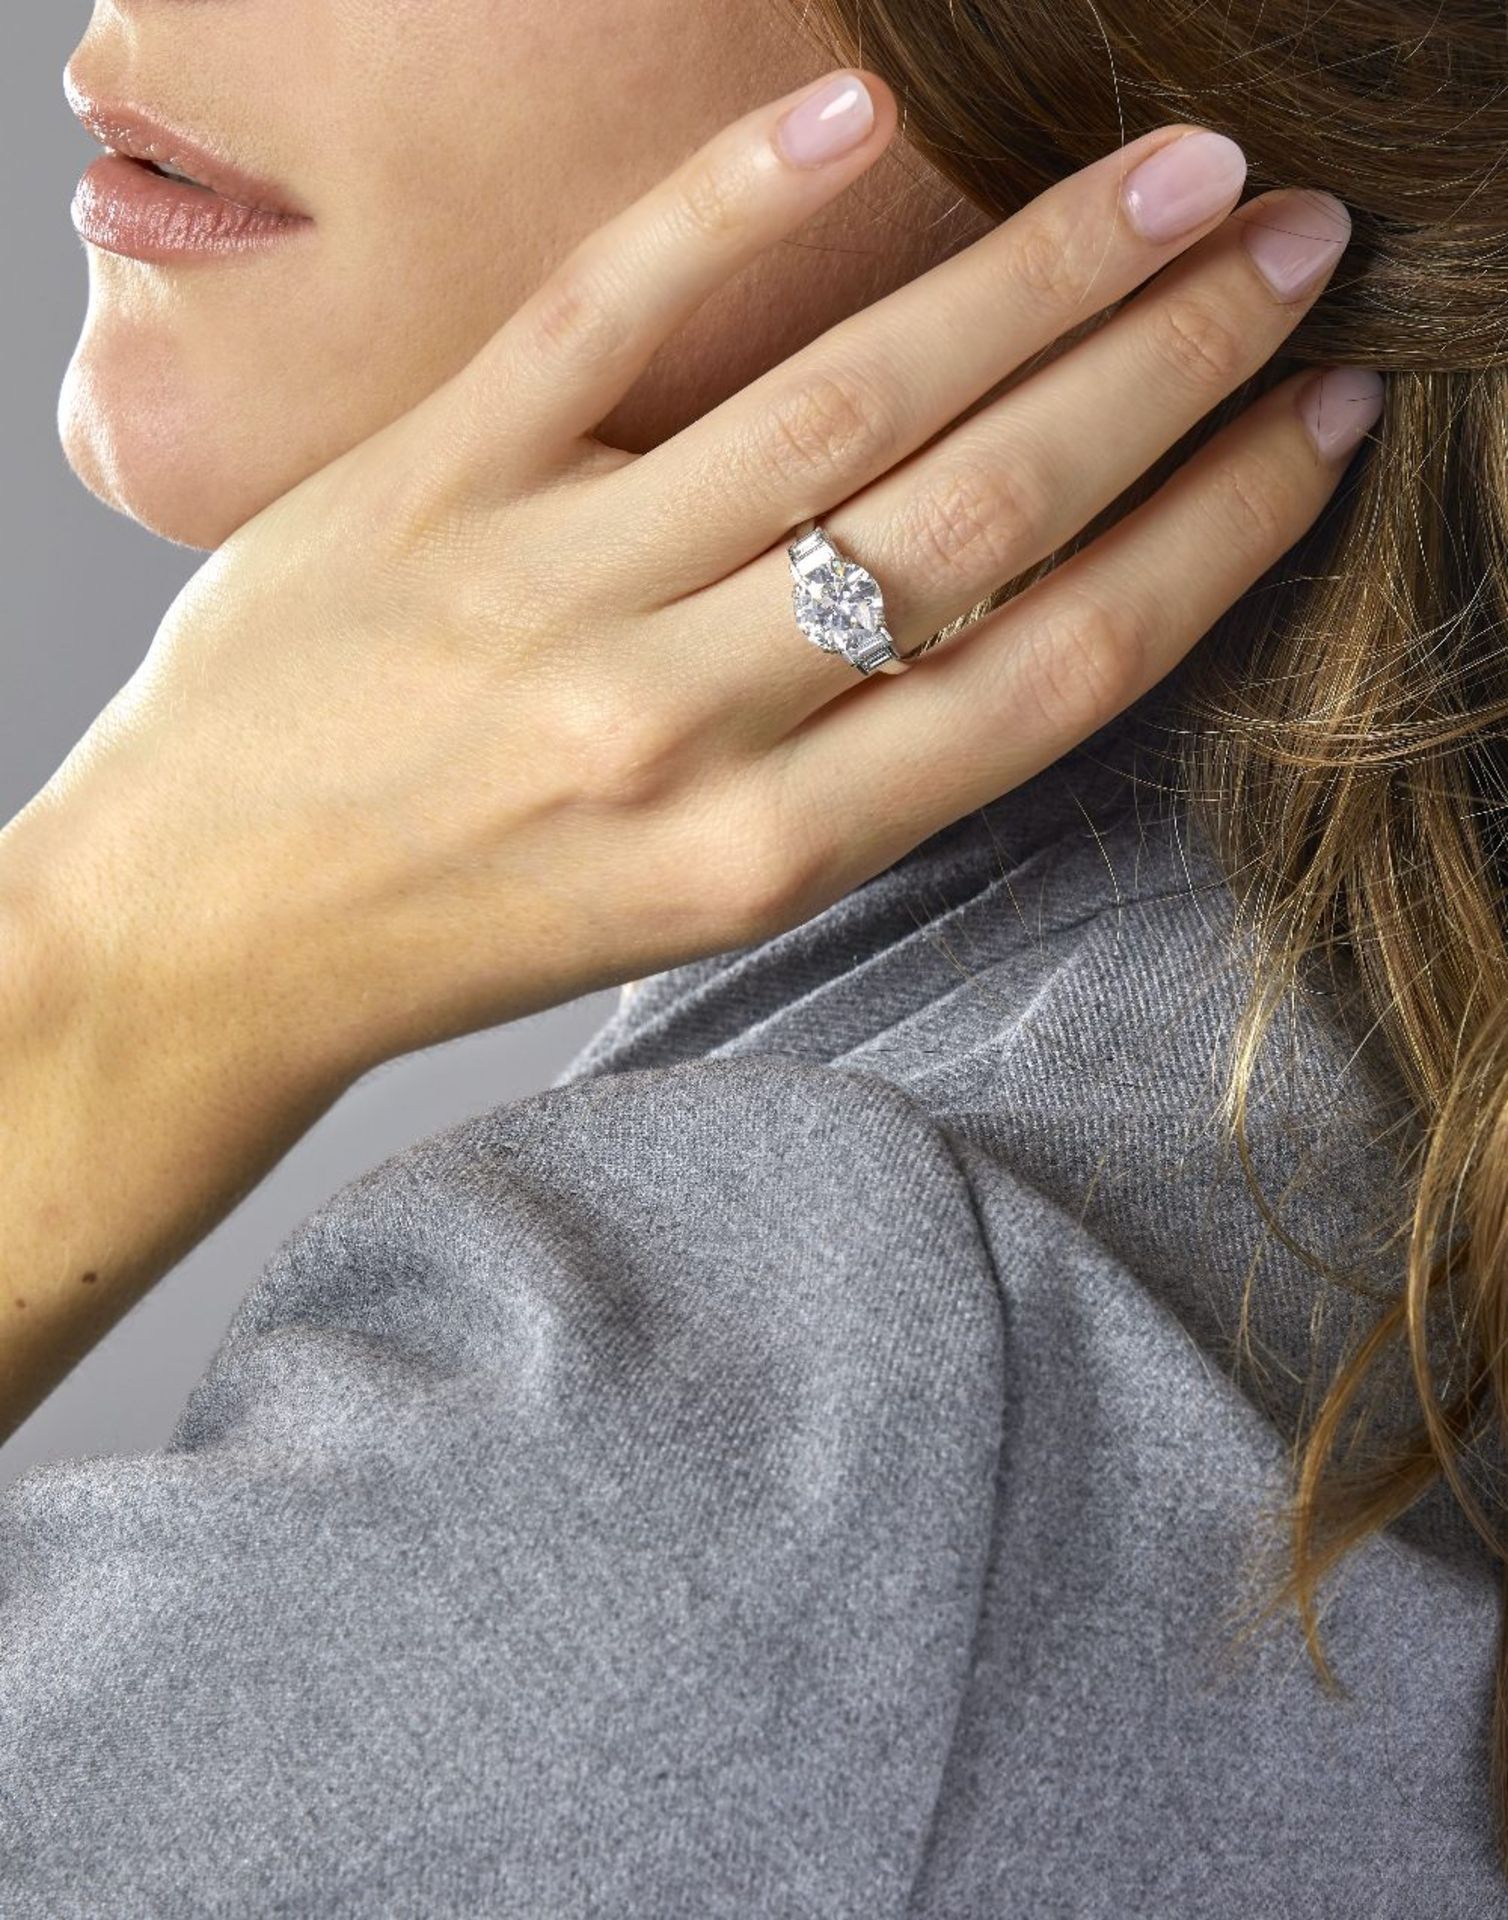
xmin=0 ymin=800 xmax=362 ymax=1439
xmin=0 ymin=784 xmax=365 ymax=1116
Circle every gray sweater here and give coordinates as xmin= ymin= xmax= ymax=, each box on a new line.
xmin=0 ymin=697 xmax=1500 ymax=1917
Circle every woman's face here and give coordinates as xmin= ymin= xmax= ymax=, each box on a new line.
xmin=61 ymin=1 xmax=987 ymax=550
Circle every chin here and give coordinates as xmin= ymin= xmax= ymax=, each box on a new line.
xmin=58 ymin=321 xmax=315 ymax=551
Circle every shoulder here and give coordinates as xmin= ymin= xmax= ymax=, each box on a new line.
xmin=0 ymin=1052 xmax=1020 ymax=1912
xmin=192 ymin=1051 xmax=1009 ymax=1425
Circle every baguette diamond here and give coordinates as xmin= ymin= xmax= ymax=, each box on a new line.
xmin=787 ymin=525 xmax=905 ymax=676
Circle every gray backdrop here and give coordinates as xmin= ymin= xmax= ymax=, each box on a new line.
xmin=0 ymin=11 xmax=616 ymax=1488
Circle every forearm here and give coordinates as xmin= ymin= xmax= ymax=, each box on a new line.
xmin=0 ymin=812 xmax=358 ymax=1446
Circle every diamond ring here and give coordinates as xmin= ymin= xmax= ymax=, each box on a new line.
xmin=787 ymin=523 xmax=910 ymax=677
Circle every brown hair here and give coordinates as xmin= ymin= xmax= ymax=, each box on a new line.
xmin=784 ymin=0 xmax=1508 ymax=1867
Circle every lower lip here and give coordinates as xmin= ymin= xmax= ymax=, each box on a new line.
xmin=71 ymin=153 xmax=310 ymax=263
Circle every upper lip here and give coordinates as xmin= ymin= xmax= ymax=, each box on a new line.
xmin=64 ymin=72 xmax=311 ymax=219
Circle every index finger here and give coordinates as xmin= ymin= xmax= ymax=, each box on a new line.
xmin=435 ymin=69 xmax=900 ymax=475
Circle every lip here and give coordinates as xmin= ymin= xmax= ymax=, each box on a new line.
xmin=65 ymin=81 xmax=313 ymax=264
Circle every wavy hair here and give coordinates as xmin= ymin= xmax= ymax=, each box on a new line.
xmin=784 ymin=0 xmax=1508 ymax=1867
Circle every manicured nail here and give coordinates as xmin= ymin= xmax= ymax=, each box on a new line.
xmin=1121 ymin=130 xmax=1248 ymax=241
xmin=1299 ymin=366 xmax=1385 ymax=460
xmin=775 ymin=73 xmax=876 ymax=169
xmin=1243 ymin=190 xmax=1352 ymax=298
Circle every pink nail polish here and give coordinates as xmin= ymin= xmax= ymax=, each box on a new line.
xmin=1121 ymin=130 xmax=1248 ymax=241
xmin=1243 ymin=191 xmax=1351 ymax=298
xmin=775 ymin=74 xmax=876 ymax=169
xmin=1299 ymin=367 xmax=1385 ymax=460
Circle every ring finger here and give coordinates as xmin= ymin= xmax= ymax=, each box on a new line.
xmin=773 ymin=358 xmax=1384 ymax=893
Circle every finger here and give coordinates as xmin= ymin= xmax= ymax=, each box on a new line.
xmin=605 ymin=121 xmax=1250 ymax=600
xmin=429 ymin=70 xmax=898 ymax=478
xmin=684 ymin=183 xmax=1351 ymax=727
xmin=775 ymin=364 xmax=1385 ymax=884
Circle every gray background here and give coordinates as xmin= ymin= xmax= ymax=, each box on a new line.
xmin=0 ymin=12 xmax=616 ymax=1489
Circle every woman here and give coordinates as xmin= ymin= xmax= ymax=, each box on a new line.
xmin=0 ymin=0 xmax=1494 ymax=1908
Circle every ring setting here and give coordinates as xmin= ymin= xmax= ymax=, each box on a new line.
xmin=787 ymin=523 xmax=909 ymax=677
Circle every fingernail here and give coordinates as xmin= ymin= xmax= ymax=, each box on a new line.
xmin=1243 ymin=190 xmax=1352 ymax=298
xmin=1299 ymin=366 xmax=1385 ymax=460
xmin=1121 ymin=130 xmax=1248 ymax=241
xmin=775 ymin=72 xmax=876 ymax=169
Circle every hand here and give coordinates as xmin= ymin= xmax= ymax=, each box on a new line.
xmin=9 ymin=68 xmax=1375 ymax=1085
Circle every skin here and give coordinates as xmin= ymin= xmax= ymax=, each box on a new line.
xmin=0 ymin=11 xmax=1381 ymax=1441
xmin=61 ymin=0 xmax=990 ymax=548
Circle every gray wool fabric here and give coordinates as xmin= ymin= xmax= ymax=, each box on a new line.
xmin=0 ymin=690 xmax=1503 ymax=1917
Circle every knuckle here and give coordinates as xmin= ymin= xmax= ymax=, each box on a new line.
xmin=672 ymin=152 xmax=750 ymax=249
xmin=548 ymin=690 xmax=684 ymax=811
xmin=428 ymin=542 xmax=507 ymax=649
xmin=1151 ymin=295 xmax=1247 ymax=392
xmin=520 ymin=248 xmax=631 ymax=368
xmin=756 ymin=368 xmax=899 ymax=490
xmin=374 ymin=467 xmax=467 ymax=575
xmin=589 ymin=733 xmax=683 ymax=812
xmin=1005 ymin=208 xmax=1087 ymax=313
xmin=1203 ymin=454 xmax=1289 ymax=559
xmin=370 ymin=470 xmax=505 ymax=618
xmin=1015 ymin=589 xmax=1145 ymax=739
xmin=902 ymin=455 xmax=1046 ymax=589
xmin=435 ymin=520 xmax=585 ymax=656
xmin=711 ymin=805 xmax=828 ymax=944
